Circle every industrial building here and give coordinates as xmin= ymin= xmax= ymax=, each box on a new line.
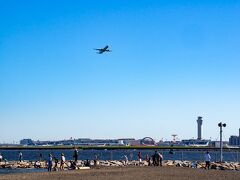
xmin=229 ymin=128 xmax=240 ymax=146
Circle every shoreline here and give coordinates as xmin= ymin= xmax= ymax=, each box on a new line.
xmin=0 ymin=166 xmax=239 ymax=180
xmin=0 ymin=160 xmax=239 ymax=173
xmin=0 ymin=146 xmax=240 ymax=151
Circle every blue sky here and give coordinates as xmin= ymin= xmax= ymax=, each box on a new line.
xmin=1 ymin=0 xmax=240 ymax=143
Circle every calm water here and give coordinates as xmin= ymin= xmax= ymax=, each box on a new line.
xmin=0 ymin=149 xmax=239 ymax=174
xmin=0 ymin=149 xmax=239 ymax=162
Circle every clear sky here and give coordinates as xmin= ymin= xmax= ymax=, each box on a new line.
xmin=1 ymin=0 xmax=240 ymax=143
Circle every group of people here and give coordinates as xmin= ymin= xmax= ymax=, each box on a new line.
xmin=133 ymin=151 xmax=163 ymax=166
xmin=136 ymin=150 xmax=212 ymax=169
xmin=47 ymin=148 xmax=78 ymax=172
xmin=145 ymin=151 xmax=163 ymax=166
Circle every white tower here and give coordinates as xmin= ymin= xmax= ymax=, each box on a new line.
xmin=197 ymin=116 xmax=203 ymax=140
xmin=239 ymin=128 xmax=240 ymax=145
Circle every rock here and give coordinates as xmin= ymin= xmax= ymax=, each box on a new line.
xmin=78 ymin=167 xmax=90 ymax=170
xmin=165 ymin=160 xmax=174 ymax=166
xmin=210 ymin=163 xmax=217 ymax=169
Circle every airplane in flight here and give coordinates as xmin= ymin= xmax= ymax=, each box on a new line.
xmin=94 ymin=45 xmax=111 ymax=54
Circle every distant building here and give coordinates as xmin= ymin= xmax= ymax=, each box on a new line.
xmin=228 ymin=128 xmax=240 ymax=146
xmin=210 ymin=141 xmax=229 ymax=148
xmin=117 ymin=138 xmax=135 ymax=146
xmin=181 ymin=139 xmax=210 ymax=147
xmin=229 ymin=136 xmax=239 ymax=146
xmin=20 ymin=139 xmax=35 ymax=146
xmin=19 ymin=138 xmax=135 ymax=147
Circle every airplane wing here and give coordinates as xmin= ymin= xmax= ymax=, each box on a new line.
xmin=103 ymin=46 xmax=108 ymax=50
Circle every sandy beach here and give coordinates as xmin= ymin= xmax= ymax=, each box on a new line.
xmin=0 ymin=166 xmax=239 ymax=180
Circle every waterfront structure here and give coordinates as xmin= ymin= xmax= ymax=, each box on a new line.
xmin=197 ymin=116 xmax=203 ymax=140
xmin=181 ymin=139 xmax=210 ymax=147
xmin=19 ymin=138 xmax=135 ymax=147
xmin=140 ymin=137 xmax=156 ymax=146
xmin=20 ymin=139 xmax=35 ymax=146
xmin=229 ymin=136 xmax=239 ymax=146
xmin=229 ymin=128 xmax=240 ymax=146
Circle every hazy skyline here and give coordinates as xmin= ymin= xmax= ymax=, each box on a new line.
xmin=1 ymin=0 xmax=240 ymax=143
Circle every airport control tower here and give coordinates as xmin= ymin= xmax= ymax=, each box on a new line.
xmin=197 ymin=116 xmax=203 ymax=140
xmin=239 ymin=128 xmax=240 ymax=144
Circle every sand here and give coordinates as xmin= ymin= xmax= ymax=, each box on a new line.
xmin=0 ymin=166 xmax=239 ymax=180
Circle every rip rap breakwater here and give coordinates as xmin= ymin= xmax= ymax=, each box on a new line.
xmin=0 ymin=160 xmax=240 ymax=172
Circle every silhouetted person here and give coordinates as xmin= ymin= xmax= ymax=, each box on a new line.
xmin=48 ymin=154 xmax=53 ymax=172
xmin=53 ymin=156 xmax=59 ymax=171
xmin=94 ymin=154 xmax=98 ymax=166
xmin=73 ymin=148 xmax=78 ymax=162
xmin=138 ymin=152 xmax=142 ymax=163
xmin=154 ymin=151 xmax=160 ymax=166
xmin=60 ymin=153 xmax=65 ymax=170
xmin=18 ymin=152 xmax=23 ymax=162
xmin=84 ymin=159 xmax=90 ymax=167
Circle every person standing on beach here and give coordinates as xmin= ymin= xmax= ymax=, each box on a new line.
xmin=158 ymin=152 xmax=163 ymax=166
xmin=154 ymin=151 xmax=160 ymax=166
xmin=123 ymin=155 xmax=128 ymax=165
xmin=204 ymin=151 xmax=211 ymax=170
xmin=48 ymin=154 xmax=53 ymax=172
xmin=146 ymin=154 xmax=151 ymax=166
xmin=138 ymin=152 xmax=142 ymax=163
xmin=73 ymin=148 xmax=78 ymax=162
xmin=18 ymin=152 xmax=23 ymax=162
xmin=0 ymin=153 xmax=3 ymax=162
xmin=60 ymin=153 xmax=66 ymax=170
xmin=94 ymin=154 xmax=98 ymax=166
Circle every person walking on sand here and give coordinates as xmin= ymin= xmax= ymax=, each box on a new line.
xmin=158 ymin=152 xmax=163 ymax=166
xmin=53 ymin=156 xmax=59 ymax=171
xmin=18 ymin=152 xmax=23 ymax=162
xmin=60 ymin=153 xmax=66 ymax=170
xmin=48 ymin=154 xmax=53 ymax=172
xmin=204 ymin=151 xmax=211 ymax=170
